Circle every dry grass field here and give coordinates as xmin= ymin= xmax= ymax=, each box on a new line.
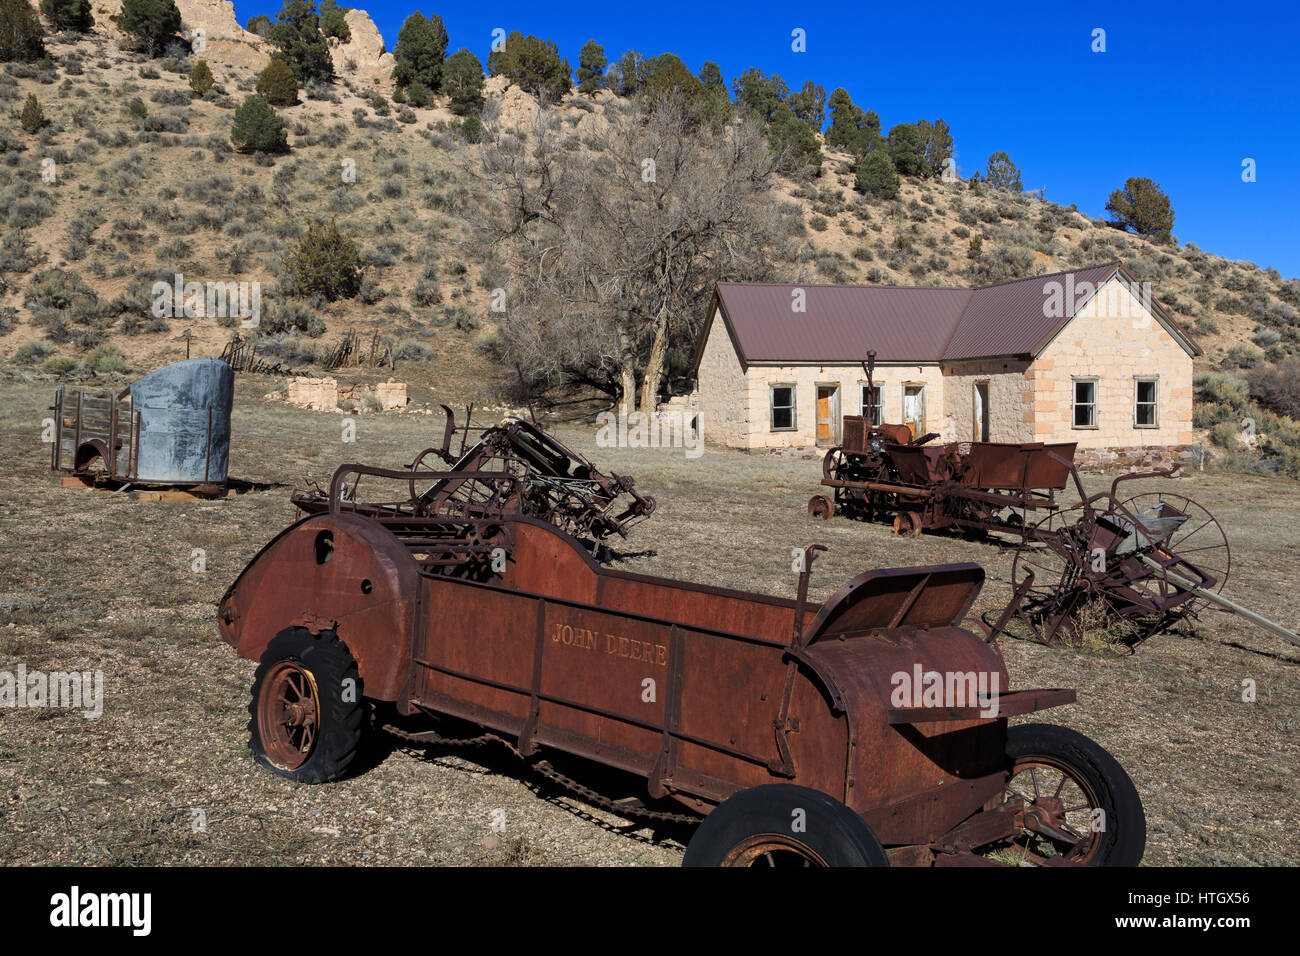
xmin=1 ymin=374 xmax=1297 ymax=866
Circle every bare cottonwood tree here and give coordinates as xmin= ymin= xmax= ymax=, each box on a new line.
xmin=464 ymin=91 xmax=786 ymax=413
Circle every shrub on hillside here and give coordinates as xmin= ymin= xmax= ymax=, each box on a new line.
xmin=189 ymin=59 xmax=214 ymax=94
xmin=229 ymin=94 xmax=289 ymax=153
xmin=284 ymin=219 xmax=362 ymax=301
xmin=19 ymin=93 xmax=44 ymax=132
xmin=1248 ymin=358 xmax=1300 ymax=418
xmin=13 ymin=340 xmax=53 ymax=365
xmin=1226 ymin=343 xmax=1264 ymax=368
xmin=854 ymin=150 xmax=898 ymax=199
xmin=0 ymin=0 xmax=46 ymax=63
xmin=256 ymin=58 xmax=299 ymax=106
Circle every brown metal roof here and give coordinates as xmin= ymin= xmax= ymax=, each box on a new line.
xmin=941 ymin=262 xmax=1122 ymax=360
xmin=705 ymin=261 xmax=1200 ymax=368
xmin=713 ymin=282 xmax=970 ymax=363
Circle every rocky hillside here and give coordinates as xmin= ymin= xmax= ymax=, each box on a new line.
xmin=3 ymin=9 xmax=1298 ymax=413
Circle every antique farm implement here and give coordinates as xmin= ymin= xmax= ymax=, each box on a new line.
xmin=808 ymin=352 xmax=1075 ymax=539
xmin=292 ymin=407 xmax=655 ymax=544
xmin=219 ymin=461 xmax=1148 ymax=866
xmin=1006 ymin=465 xmax=1300 ymax=649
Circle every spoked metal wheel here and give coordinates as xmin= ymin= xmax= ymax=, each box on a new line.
xmin=721 ymin=835 xmax=829 ymax=868
xmin=978 ymin=724 xmax=1146 ymax=866
xmin=1009 ymin=509 xmax=1090 ymax=644
xmin=256 ymin=660 xmax=320 ymax=771
xmin=1117 ymin=492 xmax=1231 ymax=594
xmin=999 ymin=756 xmax=1104 ymax=865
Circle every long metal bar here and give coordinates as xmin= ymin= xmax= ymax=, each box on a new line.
xmin=1138 ymin=555 xmax=1300 ymax=646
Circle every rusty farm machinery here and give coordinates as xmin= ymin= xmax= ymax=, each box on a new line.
xmin=810 ymin=353 xmax=1299 ymax=651
xmin=290 ymin=406 xmax=655 ymax=549
xmin=221 ymin=487 xmax=1147 ymax=866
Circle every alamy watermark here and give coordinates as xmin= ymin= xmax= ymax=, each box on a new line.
xmin=152 ymin=274 xmax=261 ymax=328
xmin=890 ymin=664 xmax=1000 ymax=718
xmin=1042 ymin=275 xmax=1153 ymax=322
xmin=595 ymin=409 xmax=702 ymax=459
xmin=0 ymin=664 xmax=103 ymax=718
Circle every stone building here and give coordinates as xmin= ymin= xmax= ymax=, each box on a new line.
xmin=688 ymin=262 xmax=1200 ymax=454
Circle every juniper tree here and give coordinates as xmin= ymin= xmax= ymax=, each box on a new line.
xmin=230 ymin=94 xmax=289 ymax=153
xmin=0 ymin=0 xmax=45 ymax=63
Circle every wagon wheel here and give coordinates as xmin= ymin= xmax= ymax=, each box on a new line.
xmin=1117 ymin=491 xmax=1231 ymax=594
xmin=979 ymin=724 xmax=1145 ymax=866
xmin=1009 ymin=510 xmax=1090 ymax=644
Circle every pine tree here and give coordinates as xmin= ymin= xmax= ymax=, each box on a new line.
xmin=1106 ymin=177 xmax=1175 ymax=239
xmin=984 ymin=151 xmax=1023 ymax=192
xmin=886 ymin=123 xmax=926 ymax=177
xmin=230 ymin=94 xmax=289 ymax=153
xmin=285 ymin=219 xmax=362 ymax=300
xmin=855 ymin=150 xmax=899 ymax=199
xmin=393 ymin=12 xmax=448 ymax=91
xmin=576 ymin=39 xmax=605 ymax=94
xmin=487 ymin=31 xmax=570 ymax=103
xmin=266 ymin=0 xmax=333 ymax=85
xmin=319 ymin=0 xmax=349 ymax=42
xmin=441 ymin=48 xmax=484 ymax=116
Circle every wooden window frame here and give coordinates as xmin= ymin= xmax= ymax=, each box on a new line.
xmin=1072 ymin=377 xmax=1099 ymax=429
xmin=1134 ymin=376 xmax=1159 ymax=428
xmin=769 ymin=383 xmax=797 ymax=432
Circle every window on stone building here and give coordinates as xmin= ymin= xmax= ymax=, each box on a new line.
xmin=770 ymin=384 xmax=796 ymax=431
xmin=1134 ymin=378 xmax=1158 ymax=427
xmin=860 ymin=384 xmax=882 ymax=425
xmin=1073 ymin=379 xmax=1098 ymax=428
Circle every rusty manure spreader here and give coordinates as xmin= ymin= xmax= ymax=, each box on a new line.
xmin=218 ymin=422 xmax=1147 ymax=867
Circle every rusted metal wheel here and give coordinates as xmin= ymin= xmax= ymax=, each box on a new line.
xmin=1009 ymin=509 xmax=1090 ymax=644
xmin=892 ymin=511 xmax=921 ymax=536
xmin=984 ymin=724 xmax=1145 ymax=866
xmin=807 ymin=495 xmax=834 ymax=520
xmin=248 ymin=628 xmax=365 ymax=784
xmin=257 ymin=661 xmax=320 ymax=770
xmin=683 ymin=784 xmax=888 ymax=868
xmin=1117 ymin=491 xmax=1231 ymax=594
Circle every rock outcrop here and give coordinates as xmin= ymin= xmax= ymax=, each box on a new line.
xmin=329 ymin=10 xmax=394 ymax=85
xmin=89 ymin=0 xmax=270 ymax=72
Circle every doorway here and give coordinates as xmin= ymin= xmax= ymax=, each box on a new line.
xmin=974 ymin=382 xmax=990 ymax=442
xmin=903 ymin=384 xmax=926 ymax=438
xmin=815 ymin=385 xmax=840 ymax=446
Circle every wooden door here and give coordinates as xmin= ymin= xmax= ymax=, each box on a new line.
xmin=903 ymin=385 xmax=925 ymax=438
xmin=816 ymin=385 xmax=839 ymax=446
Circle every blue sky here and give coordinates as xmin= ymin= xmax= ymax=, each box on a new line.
xmin=236 ymin=0 xmax=1300 ymax=277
